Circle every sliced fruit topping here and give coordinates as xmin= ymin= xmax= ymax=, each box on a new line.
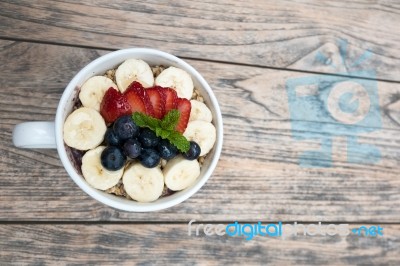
xmin=100 ymin=146 xmax=126 ymax=171
xmin=100 ymin=87 xmax=131 ymax=123
xmin=183 ymin=120 xmax=216 ymax=156
xmin=125 ymin=88 xmax=147 ymax=114
xmin=163 ymin=155 xmax=200 ymax=191
xmin=82 ymin=146 xmax=124 ymax=190
xmin=159 ymin=87 xmax=178 ymax=114
xmin=155 ymin=66 xmax=194 ymax=99
xmin=189 ymin=100 xmax=212 ymax=122
xmin=79 ymin=76 xmax=118 ymax=111
xmin=126 ymin=80 xmax=146 ymax=91
xmin=122 ymin=163 xmax=164 ymax=202
xmin=125 ymin=81 xmax=154 ymax=116
xmin=146 ymin=87 xmax=165 ymax=119
xmin=175 ymin=98 xmax=191 ymax=133
xmin=115 ymin=59 xmax=154 ymax=92
xmin=63 ymin=107 xmax=107 ymax=151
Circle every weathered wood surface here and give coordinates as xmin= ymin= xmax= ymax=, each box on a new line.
xmin=1 ymin=41 xmax=399 ymax=222
xmin=0 ymin=0 xmax=400 ymax=81
xmin=1 ymin=1 xmax=400 ymax=263
xmin=0 ymin=224 xmax=399 ymax=265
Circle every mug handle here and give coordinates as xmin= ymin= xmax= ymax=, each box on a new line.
xmin=13 ymin=121 xmax=56 ymax=149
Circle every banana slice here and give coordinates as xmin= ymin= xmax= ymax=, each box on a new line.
xmin=183 ymin=121 xmax=216 ymax=156
xmin=82 ymin=146 xmax=124 ymax=190
xmin=79 ymin=76 xmax=118 ymax=111
xmin=189 ymin=100 xmax=213 ymax=122
xmin=155 ymin=66 xmax=194 ymax=99
xmin=122 ymin=163 xmax=164 ymax=202
xmin=163 ymin=155 xmax=200 ymax=191
xmin=63 ymin=107 xmax=107 ymax=150
xmin=115 ymin=59 xmax=154 ymax=92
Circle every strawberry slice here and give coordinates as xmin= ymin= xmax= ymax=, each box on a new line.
xmin=125 ymin=80 xmax=144 ymax=91
xmin=146 ymin=87 xmax=165 ymax=119
xmin=125 ymin=89 xmax=146 ymax=114
xmin=125 ymin=81 xmax=154 ymax=116
xmin=175 ymin=98 xmax=191 ymax=133
xmin=159 ymin=87 xmax=178 ymax=114
xmin=100 ymin=87 xmax=132 ymax=123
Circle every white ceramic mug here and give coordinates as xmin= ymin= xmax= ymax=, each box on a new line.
xmin=12 ymin=48 xmax=223 ymax=212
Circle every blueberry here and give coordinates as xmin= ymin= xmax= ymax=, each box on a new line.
xmin=139 ymin=148 xmax=160 ymax=168
xmin=157 ymin=139 xmax=178 ymax=160
xmin=104 ymin=128 xmax=121 ymax=146
xmin=123 ymin=138 xmax=142 ymax=159
xmin=182 ymin=141 xmax=201 ymax=160
xmin=113 ymin=115 xmax=139 ymax=141
xmin=138 ymin=128 xmax=159 ymax=148
xmin=100 ymin=146 xmax=126 ymax=171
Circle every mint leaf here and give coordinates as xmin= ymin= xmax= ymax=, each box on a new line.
xmin=155 ymin=127 xmax=162 ymax=137
xmin=132 ymin=111 xmax=189 ymax=152
xmin=155 ymin=127 xmax=171 ymax=139
xmin=160 ymin=110 xmax=180 ymax=131
xmin=132 ymin=112 xmax=160 ymax=130
xmin=168 ymin=131 xmax=190 ymax=153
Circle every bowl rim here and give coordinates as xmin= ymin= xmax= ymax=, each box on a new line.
xmin=55 ymin=48 xmax=223 ymax=212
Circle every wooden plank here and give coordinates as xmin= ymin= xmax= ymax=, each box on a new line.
xmin=0 ymin=41 xmax=399 ymax=222
xmin=0 ymin=224 xmax=399 ymax=265
xmin=0 ymin=0 xmax=400 ymax=81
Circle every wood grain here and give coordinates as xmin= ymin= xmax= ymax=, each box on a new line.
xmin=1 ymin=2 xmax=399 ymax=264
xmin=1 ymin=41 xmax=399 ymax=222
xmin=0 ymin=0 xmax=400 ymax=81
xmin=0 ymin=224 xmax=399 ymax=265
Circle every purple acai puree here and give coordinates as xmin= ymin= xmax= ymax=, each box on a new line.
xmin=64 ymin=98 xmax=85 ymax=175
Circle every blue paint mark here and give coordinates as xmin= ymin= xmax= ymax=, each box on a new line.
xmin=339 ymin=92 xmax=359 ymax=113
xmin=285 ymin=39 xmax=381 ymax=167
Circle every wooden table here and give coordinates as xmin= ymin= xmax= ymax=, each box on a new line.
xmin=1 ymin=1 xmax=399 ymax=264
